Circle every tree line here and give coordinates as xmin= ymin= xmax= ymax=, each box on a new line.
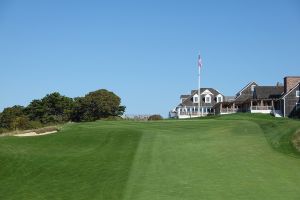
xmin=0 ymin=89 xmax=125 ymax=133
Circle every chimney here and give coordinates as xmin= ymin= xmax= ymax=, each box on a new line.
xmin=284 ymin=76 xmax=300 ymax=93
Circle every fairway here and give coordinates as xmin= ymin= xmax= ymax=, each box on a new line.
xmin=1 ymin=114 xmax=300 ymax=200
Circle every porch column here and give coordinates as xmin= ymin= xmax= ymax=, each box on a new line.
xmin=250 ymin=100 xmax=253 ymax=110
xmin=261 ymin=100 xmax=264 ymax=106
xmin=271 ymin=100 xmax=274 ymax=108
xmin=220 ymin=103 xmax=222 ymax=113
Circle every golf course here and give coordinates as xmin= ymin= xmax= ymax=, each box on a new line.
xmin=0 ymin=114 xmax=300 ymax=200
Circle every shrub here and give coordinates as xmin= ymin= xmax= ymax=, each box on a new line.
xmin=0 ymin=128 xmax=9 ymax=134
xmin=148 ymin=115 xmax=163 ymax=121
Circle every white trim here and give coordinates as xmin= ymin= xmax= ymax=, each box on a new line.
xmin=205 ymin=94 xmax=211 ymax=103
xmin=193 ymin=94 xmax=199 ymax=103
xmin=216 ymin=94 xmax=223 ymax=103
xmin=283 ymin=98 xmax=286 ymax=117
xmin=281 ymin=83 xmax=300 ymax=99
xmin=201 ymin=89 xmax=213 ymax=95
xmin=237 ymin=81 xmax=256 ymax=95
xmin=296 ymin=90 xmax=300 ymax=97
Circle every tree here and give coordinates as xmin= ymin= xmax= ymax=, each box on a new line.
xmin=25 ymin=92 xmax=74 ymax=124
xmin=0 ymin=105 xmax=30 ymax=130
xmin=71 ymin=89 xmax=125 ymax=122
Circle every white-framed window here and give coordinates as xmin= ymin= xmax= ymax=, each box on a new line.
xmin=216 ymin=94 xmax=223 ymax=103
xmin=205 ymin=94 xmax=211 ymax=103
xmin=251 ymin=85 xmax=256 ymax=92
xmin=193 ymin=94 xmax=199 ymax=103
xmin=296 ymin=90 xmax=300 ymax=97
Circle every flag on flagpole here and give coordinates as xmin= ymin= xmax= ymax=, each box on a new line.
xmin=198 ymin=54 xmax=202 ymax=68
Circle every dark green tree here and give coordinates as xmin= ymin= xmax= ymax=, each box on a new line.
xmin=0 ymin=105 xmax=30 ymax=130
xmin=71 ymin=89 xmax=125 ymax=122
xmin=26 ymin=92 xmax=74 ymax=124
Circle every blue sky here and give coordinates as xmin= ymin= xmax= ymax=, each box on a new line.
xmin=0 ymin=0 xmax=300 ymax=116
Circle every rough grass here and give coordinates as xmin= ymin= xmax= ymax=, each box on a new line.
xmin=0 ymin=114 xmax=300 ymax=200
xmin=292 ymin=130 xmax=300 ymax=151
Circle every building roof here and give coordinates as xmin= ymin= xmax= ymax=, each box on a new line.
xmin=180 ymin=95 xmax=190 ymax=99
xmin=281 ymin=82 xmax=300 ymax=99
xmin=254 ymin=86 xmax=284 ymax=99
xmin=178 ymin=88 xmax=222 ymax=107
xmin=234 ymin=82 xmax=257 ymax=103
xmin=190 ymin=88 xmax=221 ymax=96
xmin=224 ymin=96 xmax=235 ymax=102
xmin=235 ymin=81 xmax=257 ymax=96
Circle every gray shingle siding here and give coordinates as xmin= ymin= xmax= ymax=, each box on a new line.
xmin=235 ymin=82 xmax=258 ymax=103
xmin=283 ymin=84 xmax=300 ymax=117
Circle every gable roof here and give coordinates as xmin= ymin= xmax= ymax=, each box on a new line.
xmin=234 ymin=81 xmax=258 ymax=103
xmin=190 ymin=88 xmax=221 ymax=97
xmin=254 ymin=86 xmax=284 ymax=99
xmin=281 ymin=82 xmax=300 ymax=99
xmin=178 ymin=88 xmax=223 ymax=107
xmin=236 ymin=81 xmax=257 ymax=96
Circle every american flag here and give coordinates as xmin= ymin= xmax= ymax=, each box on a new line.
xmin=198 ymin=54 xmax=202 ymax=68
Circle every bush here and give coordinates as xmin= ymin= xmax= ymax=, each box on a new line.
xmin=0 ymin=128 xmax=9 ymax=134
xmin=148 ymin=115 xmax=163 ymax=121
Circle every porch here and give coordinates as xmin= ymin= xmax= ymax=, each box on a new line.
xmin=214 ymin=99 xmax=282 ymax=116
xmin=246 ymin=99 xmax=280 ymax=114
xmin=176 ymin=107 xmax=213 ymax=118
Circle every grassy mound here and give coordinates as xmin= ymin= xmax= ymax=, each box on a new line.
xmin=0 ymin=114 xmax=300 ymax=200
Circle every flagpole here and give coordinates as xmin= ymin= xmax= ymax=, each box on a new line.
xmin=198 ymin=59 xmax=201 ymax=117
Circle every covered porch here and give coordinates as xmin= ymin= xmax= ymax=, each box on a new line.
xmin=214 ymin=102 xmax=238 ymax=115
xmin=176 ymin=106 xmax=214 ymax=118
xmin=244 ymin=99 xmax=280 ymax=114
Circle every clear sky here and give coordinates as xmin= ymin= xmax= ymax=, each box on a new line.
xmin=0 ymin=0 xmax=300 ymax=117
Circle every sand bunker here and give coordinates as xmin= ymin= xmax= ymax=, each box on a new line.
xmin=14 ymin=131 xmax=57 ymax=137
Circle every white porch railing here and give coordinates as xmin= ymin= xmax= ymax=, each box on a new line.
xmin=251 ymin=106 xmax=273 ymax=110
xmin=179 ymin=112 xmax=210 ymax=116
xmin=220 ymin=108 xmax=238 ymax=113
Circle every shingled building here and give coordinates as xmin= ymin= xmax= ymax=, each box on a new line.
xmin=214 ymin=76 xmax=300 ymax=117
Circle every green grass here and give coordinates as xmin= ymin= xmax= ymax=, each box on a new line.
xmin=0 ymin=114 xmax=300 ymax=200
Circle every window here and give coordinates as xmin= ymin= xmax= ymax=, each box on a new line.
xmin=251 ymin=85 xmax=256 ymax=92
xmin=205 ymin=94 xmax=211 ymax=103
xmin=296 ymin=90 xmax=300 ymax=97
xmin=296 ymin=103 xmax=300 ymax=110
xmin=216 ymin=94 xmax=223 ymax=103
xmin=193 ymin=94 xmax=199 ymax=103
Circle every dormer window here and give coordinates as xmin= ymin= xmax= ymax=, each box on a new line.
xmin=205 ymin=94 xmax=211 ymax=103
xmin=193 ymin=94 xmax=199 ymax=103
xmin=216 ymin=94 xmax=223 ymax=103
